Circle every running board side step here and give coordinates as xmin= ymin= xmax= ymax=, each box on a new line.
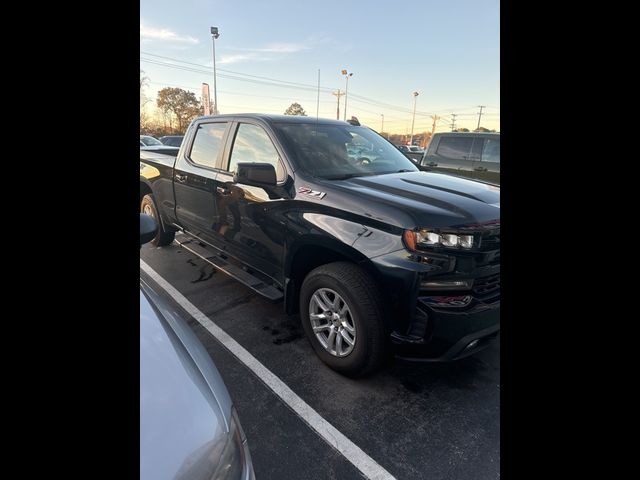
xmin=175 ymin=233 xmax=284 ymax=302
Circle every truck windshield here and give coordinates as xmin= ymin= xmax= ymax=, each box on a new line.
xmin=274 ymin=123 xmax=418 ymax=179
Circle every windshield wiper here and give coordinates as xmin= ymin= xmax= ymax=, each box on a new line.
xmin=374 ymin=169 xmax=417 ymax=176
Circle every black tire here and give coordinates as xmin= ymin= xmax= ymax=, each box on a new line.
xmin=140 ymin=194 xmax=175 ymax=246
xmin=300 ymin=262 xmax=387 ymax=377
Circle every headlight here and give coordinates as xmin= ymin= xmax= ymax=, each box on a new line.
xmin=403 ymin=229 xmax=475 ymax=250
xmin=211 ymin=408 xmax=253 ymax=480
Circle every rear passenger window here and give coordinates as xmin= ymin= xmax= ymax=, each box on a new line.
xmin=189 ymin=123 xmax=228 ymax=168
xmin=228 ymin=123 xmax=286 ymax=182
xmin=470 ymin=138 xmax=484 ymax=159
xmin=483 ymin=138 xmax=500 ymax=163
xmin=436 ymin=137 xmax=474 ymax=160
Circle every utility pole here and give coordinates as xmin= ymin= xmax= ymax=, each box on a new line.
xmin=381 ymin=114 xmax=384 ymax=136
xmin=431 ymin=115 xmax=440 ymax=137
xmin=410 ymin=91 xmax=419 ymax=145
xmin=332 ymin=90 xmax=345 ymax=120
xmin=450 ymin=113 xmax=457 ymax=131
xmin=476 ymin=105 xmax=485 ymax=131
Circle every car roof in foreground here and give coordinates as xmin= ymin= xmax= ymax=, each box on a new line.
xmin=193 ymin=113 xmax=354 ymax=127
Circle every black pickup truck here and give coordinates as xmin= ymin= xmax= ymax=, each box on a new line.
xmin=140 ymin=114 xmax=500 ymax=376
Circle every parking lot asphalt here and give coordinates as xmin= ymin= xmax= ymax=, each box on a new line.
xmin=140 ymin=241 xmax=500 ymax=480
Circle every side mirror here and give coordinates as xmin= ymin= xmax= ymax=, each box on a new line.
xmin=233 ymin=162 xmax=277 ymax=187
xmin=140 ymin=213 xmax=158 ymax=248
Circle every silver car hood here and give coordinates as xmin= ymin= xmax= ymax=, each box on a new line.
xmin=140 ymin=283 xmax=232 ymax=480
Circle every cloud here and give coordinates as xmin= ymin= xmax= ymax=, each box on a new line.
xmin=214 ymin=42 xmax=309 ymax=65
xmin=224 ymin=42 xmax=311 ymax=54
xmin=218 ymin=53 xmax=278 ymax=65
xmin=140 ymin=22 xmax=199 ymax=44
xmin=256 ymin=43 xmax=309 ymax=53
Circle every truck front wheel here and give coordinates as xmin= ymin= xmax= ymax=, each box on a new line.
xmin=140 ymin=194 xmax=175 ymax=246
xmin=300 ymin=262 xmax=387 ymax=377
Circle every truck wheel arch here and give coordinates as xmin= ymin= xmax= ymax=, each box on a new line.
xmin=284 ymin=239 xmax=379 ymax=315
xmin=140 ymin=178 xmax=153 ymax=204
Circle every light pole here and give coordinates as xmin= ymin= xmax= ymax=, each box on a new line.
xmin=381 ymin=114 xmax=384 ymax=136
xmin=341 ymin=69 xmax=353 ymax=121
xmin=210 ymin=26 xmax=220 ymax=115
xmin=410 ymin=91 xmax=419 ymax=145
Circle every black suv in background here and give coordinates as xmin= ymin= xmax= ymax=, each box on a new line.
xmin=418 ymin=132 xmax=500 ymax=184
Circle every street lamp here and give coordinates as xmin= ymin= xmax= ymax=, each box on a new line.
xmin=210 ymin=26 xmax=220 ymax=115
xmin=341 ymin=69 xmax=353 ymax=121
xmin=410 ymin=91 xmax=419 ymax=145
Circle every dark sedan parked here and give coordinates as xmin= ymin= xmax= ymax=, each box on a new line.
xmin=159 ymin=135 xmax=184 ymax=147
xmin=140 ymin=135 xmax=180 ymax=156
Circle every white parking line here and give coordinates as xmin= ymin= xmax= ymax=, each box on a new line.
xmin=140 ymin=259 xmax=396 ymax=480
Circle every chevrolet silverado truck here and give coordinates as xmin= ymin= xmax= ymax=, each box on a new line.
xmin=140 ymin=114 xmax=500 ymax=376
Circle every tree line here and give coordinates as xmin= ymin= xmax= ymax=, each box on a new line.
xmin=140 ymin=75 xmax=495 ymax=141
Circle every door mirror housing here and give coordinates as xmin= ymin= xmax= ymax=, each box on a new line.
xmin=140 ymin=214 xmax=158 ymax=247
xmin=233 ymin=162 xmax=277 ymax=187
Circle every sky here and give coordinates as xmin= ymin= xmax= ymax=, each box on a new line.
xmin=140 ymin=0 xmax=500 ymax=134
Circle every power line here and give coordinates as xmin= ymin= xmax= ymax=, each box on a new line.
xmin=141 ymin=53 xmax=496 ymax=119
xmin=141 ymin=58 xmax=325 ymax=93
xmin=141 ymin=53 xmax=334 ymax=92
xmin=148 ymin=80 xmax=335 ymax=105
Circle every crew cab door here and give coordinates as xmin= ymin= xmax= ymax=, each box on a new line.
xmin=173 ymin=120 xmax=232 ymax=246
xmin=478 ymin=136 xmax=500 ymax=184
xmin=213 ymin=121 xmax=289 ymax=282
xmin=432 ymin=135 xmax=475 ymax=172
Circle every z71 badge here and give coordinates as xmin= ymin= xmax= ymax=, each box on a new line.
xmin=298 ymin=187 xmax=326 ymax=199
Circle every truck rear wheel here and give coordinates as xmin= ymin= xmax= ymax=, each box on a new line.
xmin=140 ymin=194 xmax=175 ymax=246
xmin=300 ymin=262 xmax=387 ymax=377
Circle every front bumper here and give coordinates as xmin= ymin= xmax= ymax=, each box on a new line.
xmin=364 ymin=233 xmax=500 ymax=362
xmin=390 ymin=295 xmax=500 ymax=361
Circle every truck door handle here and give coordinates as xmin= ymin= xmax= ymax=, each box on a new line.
xmin=175 ymin=174 xmax=187 ymax=183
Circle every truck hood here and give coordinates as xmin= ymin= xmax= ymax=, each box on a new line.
xmin=321 ymin=171 xmax=500 ymax=229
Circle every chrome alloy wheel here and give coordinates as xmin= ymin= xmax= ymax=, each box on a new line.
xmin=308 ymin=288 xmax=356 ymax=357
xmin=143 ymin=203 xmax=154 ymax=217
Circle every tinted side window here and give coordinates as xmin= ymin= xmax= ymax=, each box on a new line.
xmin=436 ymin=136 xmax=474 ymax=160
xmin=483 ymin=138 xmax=500 ymax=163
xmin=228 ymin=123 xmax=285 ymax=182
xmin=189 ymin=123 xmax=228 ymax=168
xmin=470 ymin=137 xmax=484 ymax=159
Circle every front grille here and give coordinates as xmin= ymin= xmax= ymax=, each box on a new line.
xmin=473 ymin=273 xmax=500 ymax=296
xmin=480 ymin=234 xmax=500 ymax=251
